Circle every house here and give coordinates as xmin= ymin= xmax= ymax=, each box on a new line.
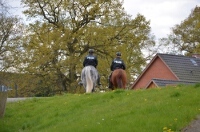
xmin=0 ymin=85 xmax=11 ymax=92
xmin=131 ymin=53 xmax=200 ymax=89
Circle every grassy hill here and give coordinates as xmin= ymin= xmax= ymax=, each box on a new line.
xmin=1 ymin=84 xmax=200 ymax=132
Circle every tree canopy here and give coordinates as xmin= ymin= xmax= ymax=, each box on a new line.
xmin=1 ymin=0 xmax=156 ymax=95
xmin=167 ymin=6 xmax=200 ymax=56
xmin=0 ymin=1 xmax=23 ymax=72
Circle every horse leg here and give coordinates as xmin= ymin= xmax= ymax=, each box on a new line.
xmin=92 ymin=83 xmax=95 ymax=92
xmin=122 ymin=77 xmax=126 ymax=89
xmin=108 ymin=73 xmax=113 ymax=89
xmin=122 ymin=72 xmax=127 ymax=89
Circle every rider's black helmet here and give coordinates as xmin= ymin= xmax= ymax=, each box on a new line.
xmin=116 ymin=52 xmax=121 ymax=56
xmin=89 ymin=49 xmax=94 ymax=54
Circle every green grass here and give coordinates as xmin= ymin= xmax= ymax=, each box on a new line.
xmin=1 ymin=84 xmax=200 ymax=132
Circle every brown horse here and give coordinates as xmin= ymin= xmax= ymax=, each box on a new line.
xmin=110 ymin=69 xmax=127 ymax=90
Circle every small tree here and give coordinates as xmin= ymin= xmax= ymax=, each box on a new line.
xmin=167 ymin=6 xmax=200 ymax=56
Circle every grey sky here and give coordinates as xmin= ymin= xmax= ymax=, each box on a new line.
xmin=7 ymin=0 xmax=200 ymax=40
xmin=123 ymin=0 xmax=199 ymax=39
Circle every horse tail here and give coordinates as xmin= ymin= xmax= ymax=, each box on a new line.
xmin=116 ymin=77 xmax=123 ymax=88
xmin=117 ymin=70 xmax=123 ymax=88
xmin=85 ymin=67 xmax=93 ymax=93
xmin=121 ymin=70 xmax=127 ymax=89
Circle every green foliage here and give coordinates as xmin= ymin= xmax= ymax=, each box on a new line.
xmin=1 ymin=85 xmax=200 ymax=131
xmin=12 ymin=0 xmax=156 ymax=92
xmin=0 ymin=72 xmax=61 ymax=97
xmin=170 ymin=92 xmax=181 ymax=97
xmin=167 ymin=6 xmax=200 ymax=55
xmin=194 ymin=83 xmax=200 ymax=88
xmin=0 ymin=12 xmax=23 ymax=72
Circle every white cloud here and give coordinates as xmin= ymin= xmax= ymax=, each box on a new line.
xmin=123 ymin=0 xmax=199 ymax=39
xmin=6 ymin=0 xmax=199 ymax=40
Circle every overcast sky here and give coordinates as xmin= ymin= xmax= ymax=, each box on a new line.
xmin=8 ymin=0 xmax=200 ymax=40
xmin=123 ymin=0 xmax=199 ymax=39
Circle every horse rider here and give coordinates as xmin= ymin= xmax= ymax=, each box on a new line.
xmin=79 ymin=49 xmax=101 ymax=85
xmin=108 ymin=52 xmax=126 ymax=88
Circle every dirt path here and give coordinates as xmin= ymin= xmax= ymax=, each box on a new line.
xmin=7 ymin=98 xmax=30 ymax=102
xmin=181 ymin=116 xmax=200 ymax=132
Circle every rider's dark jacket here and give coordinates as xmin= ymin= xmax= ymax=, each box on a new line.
xmin=83 ymin=54 xmax=98 ymax=68
xmin=110 ymin=57 xmax=126 ymax=71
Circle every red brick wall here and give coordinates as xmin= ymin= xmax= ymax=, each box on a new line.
xmin=132 ymin=57 xmax=178 ymax=89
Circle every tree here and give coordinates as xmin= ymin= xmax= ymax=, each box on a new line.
xmin=0 ymin=0 xmax=24 ymax=72
xmin=0 ymin=0 xmax=21 ymax=71
xmin=0 ymin=0 xmax=30 ymax=97
xmin=167 ymin=6 xmax=200 ymax=56
xmin=17 ymin=0 xmax=155 ymax=92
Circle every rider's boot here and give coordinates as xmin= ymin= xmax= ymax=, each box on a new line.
xmin=108 ymin=75 xmax=113 ymax=88
xmin=108 ymin=81 xmax=113 ymax=88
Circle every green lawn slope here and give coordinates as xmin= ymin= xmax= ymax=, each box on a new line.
xmin=1 ymin=84 xmax=200 ymax=132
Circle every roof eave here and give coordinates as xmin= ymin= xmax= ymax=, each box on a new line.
xmin=145 ymin=79 xmax=159 ymax=89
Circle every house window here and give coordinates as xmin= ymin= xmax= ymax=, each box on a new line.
xmin=190 ymin=59 xmax=198 ymax=66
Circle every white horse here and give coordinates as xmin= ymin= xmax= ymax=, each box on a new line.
xmin=81 ymin=66 xmax=99 ymax=93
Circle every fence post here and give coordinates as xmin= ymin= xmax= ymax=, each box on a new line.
xmin=0 ymin=85 xmax=8 ymax=118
